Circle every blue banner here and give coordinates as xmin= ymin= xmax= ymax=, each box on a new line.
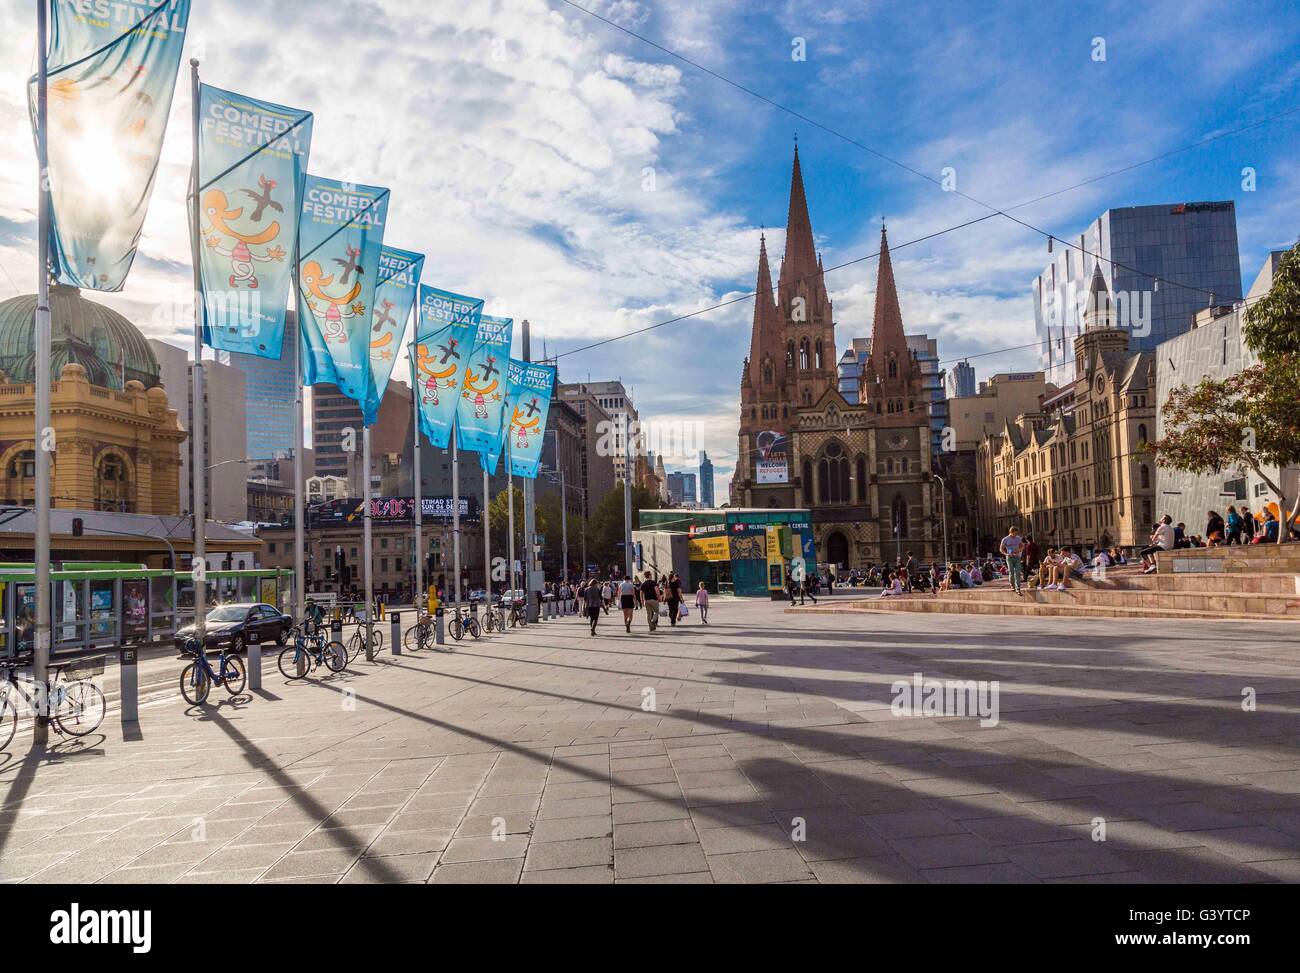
xmin=33 ymin=0 xmax=191 ymax=291
xmin=298 ymin=175 xmax=390 ymax=405
xmin=364 ymin=246 xmax=423 ymax=425
xmin=412 ymin=284 xmax=482 ymax=449
xmin=503 ymin=360 xmax=556 ymax=479
xmin=197 ymin=84 xmax=312 ymax=358
xmin=456 ymin=314 xmax=514 ymax=456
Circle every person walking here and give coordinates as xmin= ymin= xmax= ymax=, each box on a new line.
xmin=600 ymin=579 xmax=612 ymax=614
xmin=1226 ymin=505 xmax=1243 ymax=545
xmin=666 ymin=572 xmax=684 ymax=626
xmin=694 ymin=582 xmax=710 ymax=624
xmin=639 ymin=571 xmax=660 ymax=631
xmin=800 ymin=573 xmax=818 ymax=605
xmin=1000 ymin=526 xmax=1026 ymax=595
xmin=618 ymin=575 xmax=637 ymax=633
xmin=1242 ymin=505 xmax=1256 ymax=544
xmin=581 ymin=579 xmax=603 ymax=636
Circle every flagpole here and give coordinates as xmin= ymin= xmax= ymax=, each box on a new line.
xmin=451 ymin=427 xmax=462 ymax=611
xmin=363 ymin=424 xmax=374 ymax=658
xmin=410 ymin=342 xmax=423 ymax=611
xmin=32 ymin=0 xmax=52 ymax=746
xmin=482 ymin=467 xmax=491 ymax=618
xmin=521 ymin=321 xmax=538 ymax=622
xmin=293 ymin=257 xmax=305 ymax=622
xmin=507 ymin=446 xmax=516 ymax=600
xmin=188 ymin=57 xmax=207 ymax=647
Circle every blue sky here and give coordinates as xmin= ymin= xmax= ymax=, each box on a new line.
xmin=0 ymin=0 xmax=1297 ymax=494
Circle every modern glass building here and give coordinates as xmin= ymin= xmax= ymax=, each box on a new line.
xmin=218 ymin=313 xmax=297 ymax=461
xmin=1034 ymin=202 xmax=1242 ymax=384
xmin=947 ymin=360 xmax=976 ymax=398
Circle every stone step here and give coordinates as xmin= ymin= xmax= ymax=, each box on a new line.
xmin=794 ymin=596 xmax=1300 ymax=622
xmin=1105 ymin=572 xmax=1300 ymax=595
xmin=1156 ymin=545 xmax=1300 ymax=574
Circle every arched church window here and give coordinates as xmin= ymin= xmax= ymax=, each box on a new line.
xmin=856 ymin=458 xmax=867 ymax=501
xmin=786 ymin=341 xmax=795 ymax=370
xmin=817 ymin=460 xmax=829 ymax=503
xmin=799 ymin=339 xmax=810 ymax=370
xmin=815 ymin=339 xmax=823 ymax=370
xmin=887 ymin=355 xmax=898 ymax=379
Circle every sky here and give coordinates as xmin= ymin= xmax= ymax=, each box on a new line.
xmin=1 ymin=0 xmax=1297 ymax=496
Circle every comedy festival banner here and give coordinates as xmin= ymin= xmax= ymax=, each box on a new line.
xmin=298 ymin=175 xmax=390 ymax=404
xmin=364 ymin=246 xmax=424 ymax=426
xmin=197 ymin=84 xmax=312 ymax=358
xmin=502 ymin=359 xmax=556 ymax=479
xmin=32 ymin=0 xmax=192 ymax=291
xmin=412 ymin=285 xmax=483 ymax=449
xmin=455 ymin=314 xmax=514 ymax=457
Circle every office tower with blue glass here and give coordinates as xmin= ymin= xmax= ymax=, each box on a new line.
xmin=217 ymin=313 xmax=298 ymax=461
xmin=1033 ymin=202 xmax=1242 ymax=383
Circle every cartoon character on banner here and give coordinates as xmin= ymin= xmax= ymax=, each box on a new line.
xmin=416 ymin=340 xmax=459 ymax=406
xmin=462 ymin=354 xmax=502 ymax=419
xmin=370 ymin=300 xmax=397 ymax=362
xmin=301 ymin=257 xmax=365 ymax=343
xmin=512 ymin=395 xmax=543 ymax=451
xmin=202 ymin=184 xmax=286 ymax=290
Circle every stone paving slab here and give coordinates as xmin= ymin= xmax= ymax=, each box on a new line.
xmin=1 ymin=600 xmax=1297 ymax=883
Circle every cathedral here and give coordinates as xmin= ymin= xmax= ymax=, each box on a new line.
xmin=734 ymin=146 xmax=940 ymax=568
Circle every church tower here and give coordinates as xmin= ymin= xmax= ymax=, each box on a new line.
xmin=737 ymin=145 xmax=837 ymax=503
xmin=860 ymin=225 xmax=924 ymax=425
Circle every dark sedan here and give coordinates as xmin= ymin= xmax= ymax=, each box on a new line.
xmin=175 ymin=603 xmax=292 ymax=654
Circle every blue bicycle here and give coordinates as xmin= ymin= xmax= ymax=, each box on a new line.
xmin=180 ymin=641 xmax=246 ymax=705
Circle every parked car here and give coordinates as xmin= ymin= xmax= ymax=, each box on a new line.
xmin=175 ymin=603 xmax=292 ymax=654
xmin=467 ymin=589 xmax=488 ymax=603
xmin=494 ymin=589 xmax=527 ymax=608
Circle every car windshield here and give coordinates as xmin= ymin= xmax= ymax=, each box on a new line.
xmin=207 ymin=605 xmax=249 ymax=622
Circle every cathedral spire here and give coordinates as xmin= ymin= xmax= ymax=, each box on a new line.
xmin=778 ymin=142 xmax=819 ymax=293
xmin=871 ymin=223 xmax=907 ymax=363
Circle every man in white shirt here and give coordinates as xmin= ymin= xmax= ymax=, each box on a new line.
xmin=1140 ymin=516 xmax=1176 ymax=573
xmin=999 ymin=526 xmax=1025 ymax=595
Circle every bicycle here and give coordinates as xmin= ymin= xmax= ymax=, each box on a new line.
xmin=278 ymin=625 xmax=348 ymax=681
xmin=448 ymin=607 xmax=480 ymax=641
xmin=403 ymin=614 xmax=433 ymax=651
xmin=482 ymin=603 xmax=506 ymax=634
xmin=0 ymin=656 xmax=107 ymax=749
xmin=505 ymin=601 xmax=528 ymax=628
xmin=347 ymin=623 xmax=384 ymax=662
xmin=179 ymin=640 xmax=247 ymax=705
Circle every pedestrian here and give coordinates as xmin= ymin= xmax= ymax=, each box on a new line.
xmin=1000 ymin=526 xmax=1025 ymax=595
xmin=666 ymin=572 xmax=683 ymax=626
xmin=640 ymin=571 xmax=660 ymax=631
xmin=618 ymin=575 xmax=637 ymax=633
xmin=695 ymin=582 xmax=710 ymax=623
xmin=581 ymin=579 xmax=603 ymax=635
xmin=1242 ymin=506 xmax=1256 ymax=543
xmin=1206 ymin=510 xmax=1225 ymax=546
xmin=600 ymin=579 xmax=612 ymax=614
xmin=904 ymin=551 xmax=918 ymax=592
xmin=1226 ymin=505 xmax=1243 ymax=545
xmin=801 ymin=573 xmax=818 ymax=605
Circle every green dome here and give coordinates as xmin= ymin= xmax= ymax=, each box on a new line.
xmin=0 ymin=284 xmax=160 ymax=390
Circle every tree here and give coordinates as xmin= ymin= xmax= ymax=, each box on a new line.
xmin=1243 ymin=242 xmax=1300 ymax=362
xmin=587 ymin=482 xmax=660 ymax=572
xmin=1148 ymin=363 xmax=1300 ymax=543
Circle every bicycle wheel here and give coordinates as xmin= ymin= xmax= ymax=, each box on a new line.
xmin=371 ymin=629 xmax=384 ymax=651
xmin=403 ymin=624 xmax=422 ymax=652
xmin=348 ymin=631 xmax=365 ymax=662
xmin=507 ymin=608 xmax=517 ymax=628
xmin=483 ymin=613 xmax=497 ymax=633
xmin=0 ymin=695 xmax=16 ymax=752
xmin=448 ymin=617 xmax=464 ymax=641
xmin=222 ymin=656 xmax=247 ymax=696
xmin=324 ymin=641 xmax=348 ymax=672
xmin=467 ymin=618 xmax=481 ymax=639
xmin=278 ymin=645 xmax=306 ymax=681
xmin=180 ymin=662 xmax=211 ymax=705
xmin=54 ymin=681 xmax=105 ymax=736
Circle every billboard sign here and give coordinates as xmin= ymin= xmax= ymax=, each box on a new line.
xmin=309 ymin=496 xmax=477 ymax=527
xmin=755 ymin=430 xmax=789 ymax=484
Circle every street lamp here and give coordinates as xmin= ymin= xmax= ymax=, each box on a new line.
xmin=933 ymin=473 xmax=949 ymax=566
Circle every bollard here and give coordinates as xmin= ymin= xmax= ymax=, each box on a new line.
xmin=435 ymin=606 xmax=445 ymax=645
xmin=118 ymin=646 xmax=138 ymax=725
xmin=248 ymin=633 xmax=262 ymax=691
xmin=391 ymin=611 xmax=401 ymax=656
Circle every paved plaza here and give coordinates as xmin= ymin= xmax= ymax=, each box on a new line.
xmin=0 ymin=599 xmax=1297 ymax=884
